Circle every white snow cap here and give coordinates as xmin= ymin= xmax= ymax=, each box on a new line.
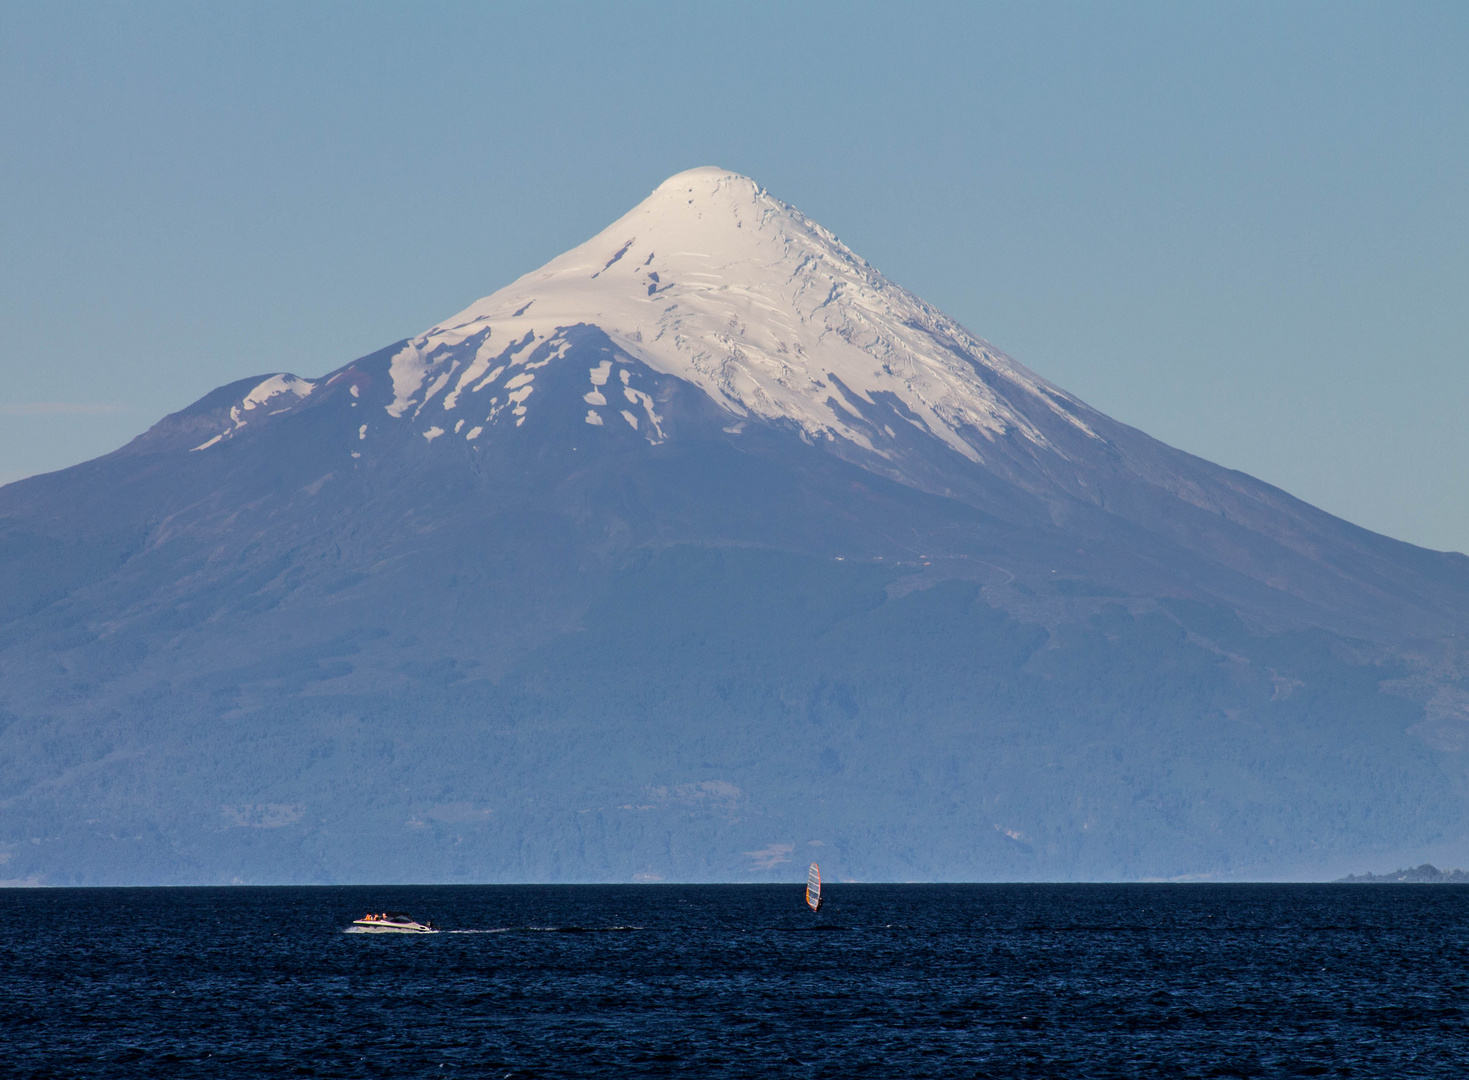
xmin=415 ymin=167 xmax=1097 ymax=458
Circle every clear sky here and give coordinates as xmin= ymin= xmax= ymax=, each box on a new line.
xmin=2 ymin=2 xmax=1465 ymax=552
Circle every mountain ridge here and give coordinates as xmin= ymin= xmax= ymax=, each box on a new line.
xmin=2 ymin=170 xmax=1467 ymax=884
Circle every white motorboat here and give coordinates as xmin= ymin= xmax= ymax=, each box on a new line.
xmin=349 ymin=911 xmax=438 ymax=934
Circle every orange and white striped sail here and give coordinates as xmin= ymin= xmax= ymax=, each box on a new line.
xmin=805 ymin=862 xmax=822 ymax=912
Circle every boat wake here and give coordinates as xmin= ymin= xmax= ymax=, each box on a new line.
xmin=449 ymin=925 xmax=644 ymax=934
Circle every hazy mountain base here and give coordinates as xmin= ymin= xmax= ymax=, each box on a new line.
xmin=4 ymin=546 xmax=1461 ymax=885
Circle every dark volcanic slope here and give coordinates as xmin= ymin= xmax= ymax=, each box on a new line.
xmin=2 ymin=172 xmax=1467 ymax=885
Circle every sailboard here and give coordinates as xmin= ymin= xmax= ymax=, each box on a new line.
xmin=805 ymin=862 xmax=822 ymax=912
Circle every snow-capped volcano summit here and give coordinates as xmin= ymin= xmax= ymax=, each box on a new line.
xmin=178 ymin=167 xmax=1113 ymax=504
xmin=381 ymin=167 xmax=1098 ymax=464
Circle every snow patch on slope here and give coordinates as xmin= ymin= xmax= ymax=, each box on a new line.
xmin=244 ymin=374 xmax=314 ymax=412
xmin=191 ymin=374 xmax=315 ymax=451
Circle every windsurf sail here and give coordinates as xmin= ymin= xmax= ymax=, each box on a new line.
xmin=805 ymin=862 xmax=822 ymax=912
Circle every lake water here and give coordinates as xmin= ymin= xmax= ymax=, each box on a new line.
xmin=3 ymin=884 xmax=1466 ymax=1077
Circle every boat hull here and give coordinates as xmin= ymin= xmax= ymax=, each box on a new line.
xmin=348 ymin=920 xmax=436 ymax=934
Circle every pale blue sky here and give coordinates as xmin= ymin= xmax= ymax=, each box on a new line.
xmin=2 ymin=2 xmax=1466 ymax=551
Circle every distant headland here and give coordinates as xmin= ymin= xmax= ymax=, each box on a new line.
xmin=1335 ymin=863 xmax=1469 ymax=883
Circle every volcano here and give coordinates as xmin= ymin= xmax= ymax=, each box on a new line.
xmin=3 ymin=168 xmax=1467 ymax=885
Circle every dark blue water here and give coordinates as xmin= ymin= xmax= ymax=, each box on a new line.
xmin=3 ymin=885 xmax=1466 ymax=1077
